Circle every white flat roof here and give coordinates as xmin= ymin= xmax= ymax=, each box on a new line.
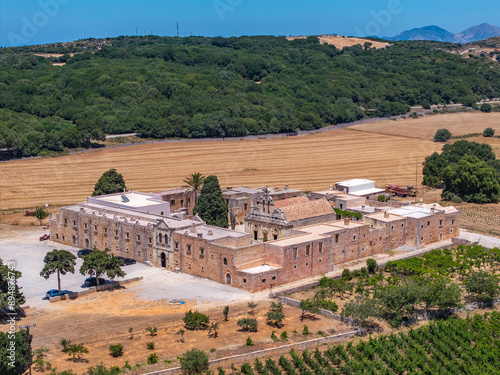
xmin=93 ymin=192 xmax=163 ymax=208
xmin=389 ymin=205 xmax=432 ymax=219
xmin=348 ymin=188 xmax=386 ymax=197
xmin=241 ymin=265 xmax=280 ymax=274
xmin=336 ymin=179 xmax=375 ymax=187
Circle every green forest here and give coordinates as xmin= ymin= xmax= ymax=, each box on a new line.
xmin=1 ymin=35 xmax=500 ymax=158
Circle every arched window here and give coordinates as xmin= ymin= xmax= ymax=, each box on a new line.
xmin=223 ymin=258 xmax=228 ymax=266
xmin=159 ymin=233 xmax=163 ymax=243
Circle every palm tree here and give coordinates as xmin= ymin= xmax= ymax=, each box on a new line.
xmin=183 ymin=172 xmax=206 ymax=205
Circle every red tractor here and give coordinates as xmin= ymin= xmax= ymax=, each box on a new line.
xmin=386 ymin=185 xmax=417 ymax=197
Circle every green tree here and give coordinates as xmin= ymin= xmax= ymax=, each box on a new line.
xmin=480 ymin=103 xmax=492 ymax=113
xmin=464 ymin=271 xmax=500 ymax=304
xmin=366 ymin=259 xmax=377 ymax=274
xmin=92 ymin=169 xmax=126 ymax=196
xmin=0 ymin=259 xmax=25 ymax=311
xmin=63 ymin=343 xmax=89 ymax=360
xmin=484 ymin=127 xmax=495 ymax=137
xmin=183 ymin=172 xmax=206 ymax=206
xmin=79 ymin=248 xmax=125 ymax=285
xmin=442 ymin=155 xmax=500 ymax=203
xmin=183 ymin=310 xmax=210 ymax=330
xmin=147 ymin=353 xmax=159 ymax=364
xmin=237 ymin=318 xmax=258 ymax=332
xmin=109 ymin=344 xmax=123 ymax=357
xmin=434 ymin=129 xmax=452 ymax=142
xmin=40 ymin=249 xmax=77 ymax=296
xmin=179 ymin=348 xmax=209 ymax=375
xmin=341 ymin=295 xmax=381 ymax=328
xmin=34 ymin=206 xmax=49 ymax=226
xmin=299 ymin=299 xmax=320 ymax=320
xmin=193 ymin=175 xmax=228 ymax=228
xmin=222 ymin=305 xmax=229 ymax=321
xmin=0 ymin=330 xmax=30 ymax=375
xmin=208 ymin=322 xmax=219 ymax=338
xmin=266 ymin=301 xmax=285 ymax=327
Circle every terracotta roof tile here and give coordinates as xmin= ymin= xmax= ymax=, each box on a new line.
xmin=274 ymin=196 xmax=309 ymax=209
xmin=281 ymin=199 xmax=334 ymax=222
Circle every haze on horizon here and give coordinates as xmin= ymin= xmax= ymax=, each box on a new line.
xmin=0 ymin=0 xmax=499 ymax=47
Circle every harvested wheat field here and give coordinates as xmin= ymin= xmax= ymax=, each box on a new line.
xmin=0 ymin=128 xmax=442 ymax=209
xmin=286 ymin=35 xmax=390 ymax=49
xmin=352 ymin=112 xmax=500 ymax=140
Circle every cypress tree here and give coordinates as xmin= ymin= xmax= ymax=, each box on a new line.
xmin=193 ymin=175 xmax=228 ymax=228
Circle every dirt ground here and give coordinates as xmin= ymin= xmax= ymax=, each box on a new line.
xmin=11 ymin=290 xmax=350 ymax=374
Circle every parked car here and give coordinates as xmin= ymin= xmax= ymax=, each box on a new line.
xmin=116 ymin=256 xmax=136 ymax=266
xmin=83 ymin=277 xmax=106 ymax=287
xmin=45 ymin=289 xmax=69 ymax=299
xmin=77 ymin=249 xmax=93 ymax=258
xmin=39 ymin=234 xmax=50 ymax=241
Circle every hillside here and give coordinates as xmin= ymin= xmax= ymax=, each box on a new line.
xmin=1 ymin=35 xmax=500 ymax=158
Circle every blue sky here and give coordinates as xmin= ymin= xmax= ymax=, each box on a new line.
xmin=1 ymin=0 xmax=499 ymax=47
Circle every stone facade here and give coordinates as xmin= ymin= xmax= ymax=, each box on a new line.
xmin=155 ymin=188 xmax=196 ymax=216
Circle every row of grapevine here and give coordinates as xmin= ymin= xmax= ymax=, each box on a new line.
xmin=229 ymin=312 xmax=500 ymax=375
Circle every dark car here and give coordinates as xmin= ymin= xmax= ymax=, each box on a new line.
xmin=116 ymin=256 xmax=136 ymax=266
xmin=77 ymin=249 xmax=93 ymax=258
xmin=45 ymin=289 xmax=69 ymax=299
xmin=83 ymin=277 xmax=106 ymax=287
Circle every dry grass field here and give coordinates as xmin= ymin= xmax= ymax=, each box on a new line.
xmin=0 ymin=129 xmax=441 ymax=209
xmin=352 ymin=112 xmax=500 ymax=141
xmin=286 ymin=35 xmax=390 ymax=49
xmin=1 ymin=112 xmax=500 ymax=210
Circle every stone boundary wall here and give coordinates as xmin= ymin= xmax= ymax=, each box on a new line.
xmin=48 ymin=277 xmax=143 ymax=302
xmin=277 ymin=296 xmax=356 ymax=326
xmin=142 ymin=330 xmax=359 ymax=375
xmin=270 ymin=240 xmax=458 ymax=299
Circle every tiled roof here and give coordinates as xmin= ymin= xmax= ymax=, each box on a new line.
xmin=281 ymin=199 xmax=334 ymax=222
xmin=274 ymin=196 xmax=309 ymax=209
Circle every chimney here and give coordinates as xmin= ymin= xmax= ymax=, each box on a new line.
xmin=329 ymin=185 xmax=333 ymax=190
xmin=361 ymin=205 xmax=365 ymax=210
xmin=284 ymin=185 xmax=288 ymax=190
xmin=430 ymin=208 xmax=435 ymax=215
xmin=197 ymin=233 xmax=203 ymax=239
xmin=274 ymin=187 xmax=279 ymax=192
xmin=207 ymin=230 xmax=213 ymax=236
xmin=344 ymin=218 xmax=349 ymax=226
xmin=227 ymin=186 xmax=232 ymax=190
xmin=190 ymin=223 xmax=196 ymax=233
xmin=384 ymin=211 xmax=389 ymax=219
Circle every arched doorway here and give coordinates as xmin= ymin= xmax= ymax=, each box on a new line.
xmin=85 ymin=238 xmax=90 ymax=248
xmin=226 ymin=273 xmax=232 ymax=285
xmin=161 ymin=252 xmax=166 ymax=268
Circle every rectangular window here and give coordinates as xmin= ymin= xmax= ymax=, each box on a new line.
xmin=137 ymin=235 xmax=141 ymax=242
xmin=125 ymin=232 xmax=129 ymax=239
xmin=73 ymin=220 xmax=76 ymax=227
xmin=244 ymin=203 xmax=248 ymax=210
xmin=170 ymin=199 xmax=175 ymax=206
xmin=305 ymin=245 xmax=311 ymax=256
xmin=175 ymin=241 xmax=179 ymax=250
xmin=292 ymin=247 xmax=298 ymax=259
xmin=186 ymin=244 xmax=191 ymax=255
xmin=94 ymin=225 xmax=98 ymax=232
xmin=115 ymin=230 xmax=119 ymax=237
xmin=84 ymin=223 xmax=88 ymax=229
xmin=148 ymin=237 xmax=152 ymax=244
xmin=104 ymin=228 xmax=108 ymax=234
xmin=64 ymin=219 xmax=68 ymax=225
xmin=335 ymin=234 xmax=339 ymax=243
xmin=452 ymin=219 xmax=455 ymax=225
xmin=391 ymin=225 xmax=394 ymax=231
xmin=427 ymin=221 xmax=430 ymax=227
xmin=318 ymin=243 xmax=323 ymax=253
xmin=200 ymin=247 xmax=205 ymax=257
xmin=439 ymin=219 xmax=443 ymax=227
xmin=181 ymin=199 xmax=184 ymax=207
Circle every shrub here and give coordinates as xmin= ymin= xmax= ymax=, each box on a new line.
xmin=146 ymin=326 xmax=158 ymax=336
xmin=183 ymin=310 xmax=210 ymax=330
xmin=60 ymin=338 xmax=71 ymax=351
xmin=434 ymin=129 xmax=452 ymax=142
xmin=246 ymin=337 xmax=254 ymax=346
xmin=270 ymin=331 xmax=279 ymax=342
xmin=342 ymin=268 xmax=352 ymax=280
xmin=109 ymin=344 xmax=123 ymax=357
xmin=223 ymin=306 xmax=229 ymax=321
xmin=179 ymin=348 xmax=209 ymax=375
xmin=147 ymin=353 xmax=159 ymax=365
xmin=63 ymin=343 xmax=89 ymax=360
xmin=480 ymin=103 xmax=492 ymax=113
xmin=210 ymin=348 xmax=217 ymax=352
xmin=237 ymin=318 xmax=258 ymax=332
xmin=266 ymin=302 xmax=285 ymax=327
xmin=302 ymin=325 xmax=311 ymax=336
xmin=147 ymin=342 xmax=155 ymax=350
xmin=280 ymin=331 xmax=288 ymax=341
xmin=367 ymin=259 xmax=377 ymax=274
xmin=483 ymin=127 xmax=495 ymax=137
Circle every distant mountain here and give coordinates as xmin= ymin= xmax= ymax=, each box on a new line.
xmin=454 ymin=23 xmax=500 ymax=44
xmin=384 ymin=23 xmax=500 ymax=44
xmin=388 ymin=25 xmax=455 ymax=43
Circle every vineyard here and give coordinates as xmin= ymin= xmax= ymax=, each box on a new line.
xmin=227 ymin=312 xmax=500 ymax=375
xmin=456 ymin=203 xmax=500 ymax=236
xmin=292 ymin=245 xmax=500 ymax=328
